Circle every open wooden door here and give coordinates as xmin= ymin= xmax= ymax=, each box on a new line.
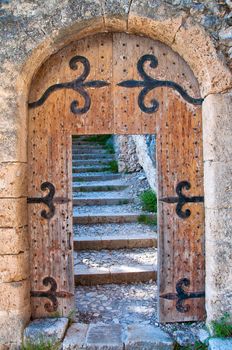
xmin=28 ymin=33 xmax=205 ymax=321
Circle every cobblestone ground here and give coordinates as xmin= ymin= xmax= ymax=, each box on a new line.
xmin=75 ymin=282 xmax=204 ymax=338
xmin=75 ymin=281 xmax=158 ymax=326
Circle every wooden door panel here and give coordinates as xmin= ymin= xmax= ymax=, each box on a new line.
xmin=156 ymin=89 xmax=205 ymax=322
xmin=28 ymin=32 xmax=205 ymax=321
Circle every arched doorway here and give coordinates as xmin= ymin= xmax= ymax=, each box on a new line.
xmin=27 ymin=33 xmax=205 ymax=323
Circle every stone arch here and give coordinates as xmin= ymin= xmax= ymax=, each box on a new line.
xmin=1 ymin=1 xmax=232 ymax=346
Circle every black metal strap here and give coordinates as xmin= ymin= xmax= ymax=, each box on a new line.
xmin=27 ymin=181 xmax=70 ymax=219
xmin=28 ymin=55 xmax=109 ymax=115
xmin=31 ymin=276 xmax=74 ymax=312
xmin=159 ymin=181 xmax=204 ymax=219
xmin=160 ymin=278 xmax=205 ymax=313
xmin=118 ymin=54 xmax=203 ymax=113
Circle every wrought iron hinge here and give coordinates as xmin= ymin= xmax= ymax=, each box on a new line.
xmin=160 ymin=278 xmax=205 ymax=313
xmin=118 ymin=54 xmax=203 ymax=113
xmin=28 ymin=55 xmax=109 ymax=115
xmin=159 ymin=181 xmax=204 ymax=219
xmin=31 ymin=277 xmax=74 ymax=312
xmin=27 ymin=181 xmax=70 ymax=219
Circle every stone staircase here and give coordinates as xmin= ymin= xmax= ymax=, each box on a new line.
xmin=72 ymin=137 xmax=157 ymax=287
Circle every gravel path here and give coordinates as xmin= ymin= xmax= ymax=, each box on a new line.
xmin=73 ymin=204 xmax=154 ymax=215
xmin=74 ymin=248 xmax=157 ymax=269
xmin=75 ymin=282 xmax=204 ymax=339
xmin=73 ymin=223 xmax=157 ymax=238
xmin=75 ymin=281 xmax=158 ymax=326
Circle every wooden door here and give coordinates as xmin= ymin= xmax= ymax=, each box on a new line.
xmin=28 ymin=33 xmax=205 ymax=321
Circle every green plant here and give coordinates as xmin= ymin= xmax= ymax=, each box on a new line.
xmin=22 ymin=339 xmax=61 ymax=350
xmin=49 ymin=311 xmax=61 ymax=318
xmin=104 ymin=143 xmax=115 ymax=154
xmin=67 ymin=309 xmax=76 ymax=326
xmin=211 ymin=312 xmax=232 ymax=338
xmin=108 ymin=160 xmax=118 ymax=173
xmin=83 ymin=135 xmax=111 ymax=144
xmin=174 ymin=341 xmax=207 ymax=350
xmin=140 ymin=189 xmax=157 ymax=213
xmin=137 ymin=214 xmax=157 ymax=226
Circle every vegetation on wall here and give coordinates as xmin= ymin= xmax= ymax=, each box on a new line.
xmin=108 ymin=160 xmax=118 ymax=173
xmin=211 ymin=312 xmax=232 ymax=338
xmin=140 ymin=189 xmax=157 ymax=213
xmin=22 ymin=340 xmax=61 ymax=350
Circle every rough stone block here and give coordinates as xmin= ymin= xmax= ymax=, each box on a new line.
xmin=173 ymin=330 xmax=196 ymax=346
xmin=0 ymin=306 xmax=31 ymax=345
xmin=197 ymin=328 xmax=210 ymax=344
xmin=0 ymin=251 xmax=30 ymax=283
xmin=0 ymin=162 xmax=27 ymax=197
xmin=205 ymin=208 xmax=232 ymax=244
xmin=0 ymin=198 xmax=27 ymax=227
xmin=86 ymin=323 xmax=123 ymax=349
xmin=204 ymin=160 xmax=232 ymax=210
xmin=128 ymin=1 xmax=185 ymax=46
xmin=172 ymin=18 xmax=232 ymax=96
xmin=203 ymin=93 xmax=232 ymax=162
xmin=0 ymin=226 xmax=29 ymax=255
xmin=209 ymin=338 xmax=232 ymax=350
xmin=24 ymin=318 xmax=69 ymax=345
xmin=206 ymin=240 xmax=232 ymax=292
xmin=124 ymin=324 xmax=174 ymax=350
xmin=0 ymin=279 xmax=30 ymax=311
xmin=103 ymin=0 xmax=130 ymax=31
xmin=63 ymin=323 xmax=89 ymax=350
xmin=206 ymin=289 xmax=232 ymax=323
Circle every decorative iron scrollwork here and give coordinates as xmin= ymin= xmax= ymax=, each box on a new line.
xmin=27 ymin=181 xmax=70 ymax=219
xmin=27 ymin=182 xmax=55 ymax=219
xmin=160 ymin=278 xmax=205 ymax=313
xmin=28 ymin=56 xmax=110 ymax=115
xmin=31 ymin=277 xmax=74 ymax=312
xmin=159 ymin=181 xmax=204 ymax=219
xmin=117 ymin=54 xmax=203 ymax=113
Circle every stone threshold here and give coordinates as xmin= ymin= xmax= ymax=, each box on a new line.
xmin=24 ymin=318 xmax=174 ymax=350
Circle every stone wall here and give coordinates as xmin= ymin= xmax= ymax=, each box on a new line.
xmin=0 ymin=0 xmax=231 ymax=346
xmin=114 ymin=135 xmax=142 ymax=173
xmin=132 ymin=135 xmax=157 ymax=192
xmin=114 ymin=135 xmax=157 ymax=191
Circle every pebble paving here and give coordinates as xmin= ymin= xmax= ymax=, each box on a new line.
xmin=75 ymin=281 xmax=158 ymax=326
xmin=74 ymin=222 xmax=157 ymax=238
xmin=74 ymin=248 xmax=157 ymax=269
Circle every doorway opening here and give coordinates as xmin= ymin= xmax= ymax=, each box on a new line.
xmin=72 ymin=134 xmax=158 ymax=325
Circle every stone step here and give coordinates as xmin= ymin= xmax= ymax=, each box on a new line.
xmin=72 ymin=159 xmax=112 ymax=166
xmin=73 ymin=184 xmax=127 ymax=192
xmin=72 ymin=147 xmax=106 ymax=153
xmin=73 ymin=211 xmax=156 ymax=224
xmin=72 ymin=142 xmax=104 ymax=145
xmin=75 ymin=265 xmax=157 ymax=286
xmin=73 ymin=173 xmax=121 ymax=182
xmin=72 ymin=154 xmax=114 ymax=160
xmin=73 ymin=233 xmax=157 ymax=250
xmin=73 ymin=180 xmax=127 ymax=192
xmin=73 ymin=222 xmax=157 ymax=238
xmin=73 ymin=194 xmax=132 ymax=206
xmin=74 ymin=247 xmax=157 ymax=285
xmin=63 ymin=323 xmax=174 ymax=350
xmin=72 ymin=141 xmax=104 ymax=146
xmin=73 ymin=165 xmax=111 ymax=173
